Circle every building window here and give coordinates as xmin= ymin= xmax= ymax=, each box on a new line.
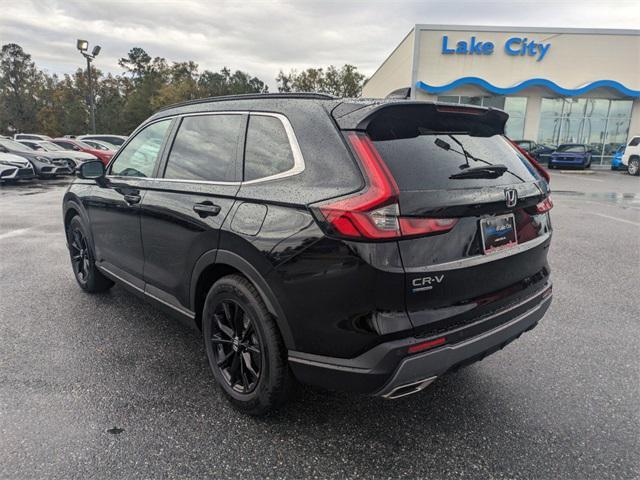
xmin=538 ymin=98 xmax=633 ymax=165
xmin=436 ymin=95 xmax=527 ymax=139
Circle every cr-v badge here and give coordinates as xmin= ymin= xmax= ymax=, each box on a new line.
xmin=412 ymin=275 xmax=444 ymax=292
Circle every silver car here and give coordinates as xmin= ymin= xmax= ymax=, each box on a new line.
xmin=17 ymin=140 xmax=98 ymax=171
xmin=0 ymin=152 xmax=36 ymax=182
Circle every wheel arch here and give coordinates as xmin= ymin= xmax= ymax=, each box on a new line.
xmin=190 ymin=250 xmax=295 ymax=350
xmin=63 ymin=197 xmax=92 ymax=243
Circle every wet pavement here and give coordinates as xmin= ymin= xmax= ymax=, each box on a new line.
xmin=1 ymin=171 xmax=639 ymax=479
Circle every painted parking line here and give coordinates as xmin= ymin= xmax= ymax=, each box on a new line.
xmin=0 ymin=228 xmax=32 ymax=240
xmin=593 ymin=213 xmax=640 ymax=227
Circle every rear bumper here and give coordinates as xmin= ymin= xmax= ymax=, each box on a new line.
xmin=289 ymin=285 xmax=552 ymax=396
xmin=549 ymin=158 xmax=588 ymax=167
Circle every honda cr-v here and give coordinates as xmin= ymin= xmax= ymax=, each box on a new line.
xmin=63 ymin=94 xmax=553 ymax=415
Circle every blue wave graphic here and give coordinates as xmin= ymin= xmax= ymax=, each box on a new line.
xmin=416 ymin=77 xmax=640 ymax=97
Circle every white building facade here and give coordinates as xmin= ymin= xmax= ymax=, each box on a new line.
xmin=363 ymin=25 xmax=640 ymax=166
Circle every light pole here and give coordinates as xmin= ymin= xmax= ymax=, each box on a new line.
xmin=76 ymin=39 xmax=101 ymax=134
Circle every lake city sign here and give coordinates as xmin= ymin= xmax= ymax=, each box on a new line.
xmin=441 ymin=35 xmax=551 ymax=61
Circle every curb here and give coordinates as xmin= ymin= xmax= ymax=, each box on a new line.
xmin=554 ymin=170 xmax=596 ymax=175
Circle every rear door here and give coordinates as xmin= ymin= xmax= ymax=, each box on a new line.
xmin=140 ymin=112 xmax=244 ymax=311
xmin=337 ymin=103 xmax=552 ymax=336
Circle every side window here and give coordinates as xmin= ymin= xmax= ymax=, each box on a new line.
xmin=57 ymin=141 xmax=80 ymax=151
xmin=244 ymin=115 xmax=295 ymax=181
xmin=110 ymin=120 xmax=171 ymax=178
xmin=164 ymin=114 xmax=242 ymax=182
xmin=629 ymin=137 xmax=640 ymax=147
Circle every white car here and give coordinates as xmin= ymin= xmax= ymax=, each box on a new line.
xmin=17 ymin=140 xmax=98 ymax=170
xmin=621 ymin=136 xmax=640 ymax=176
xmin=77 ymin=134 xmax=127 ymax=149
xmin=14 ymin=133 xmax=52 ymax=141
xmin=0 ymin=152 xmax=36 ymax=182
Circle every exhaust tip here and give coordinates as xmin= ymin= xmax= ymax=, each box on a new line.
xmin=382 ymin=376 xmax=437 ymax=400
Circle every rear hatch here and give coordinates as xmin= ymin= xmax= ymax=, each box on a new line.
xmin=331 ymin=101 xmax=552 ymax=337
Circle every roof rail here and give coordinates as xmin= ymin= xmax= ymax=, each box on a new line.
xmin=155 ymin=92 xmax=337 ymax=113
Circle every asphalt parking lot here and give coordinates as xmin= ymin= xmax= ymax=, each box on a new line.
xmin=1 ymin=170 xmax=639 ymax=479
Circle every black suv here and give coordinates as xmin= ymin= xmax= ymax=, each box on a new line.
xmin=63 ymin=94 xmax=553 ymax=415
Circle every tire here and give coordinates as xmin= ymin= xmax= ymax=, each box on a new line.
xmin=202 ymin=274 xmax=292 ymax=415
xmin=628 ymin=158 xmax=640 ymax=176
xmin=66 ymin=216 xmax=114 ymax=293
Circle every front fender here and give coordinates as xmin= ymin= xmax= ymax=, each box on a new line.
xmin=62 ymin=191 xmax=93 ymax=247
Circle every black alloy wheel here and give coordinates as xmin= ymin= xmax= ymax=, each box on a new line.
xmin=210 ymin=300 xmax=262 ymax=394
xmin=69 ymin=227 xmax=91 ymax=285
xmin=66 ymin=216 xmax=113 ymax=293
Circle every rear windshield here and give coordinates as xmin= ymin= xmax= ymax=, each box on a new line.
xmin=373 ymin=134 xmax=538 ymax=191
xmin=556 ymin=144 xmax=585 ymax=153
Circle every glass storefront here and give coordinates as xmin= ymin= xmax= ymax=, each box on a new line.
xmin=537 ymin=98 xmax=633 ymax=165
xmin=437 ymin=95 xmax=527 ymax=139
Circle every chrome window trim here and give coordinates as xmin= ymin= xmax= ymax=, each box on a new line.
xmin=155 ymin=110 xmax=305 ymax=186
xmin=242 ymin=112 xmax=305 ymax=184
xmin=104 ymin=111 xmax=306 ymax=186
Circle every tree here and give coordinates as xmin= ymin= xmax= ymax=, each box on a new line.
xmin=118 ymin=47 xmax=152 ymax=79
xmin=275 ymin=64 xmax=366 ymax=97
xmin=197 ymin=67 xmax=268 ymax=99
xmin=0 ymin=43 xmax=44 ymax=133
xmin=3 ymin=43 xmax=365 ymax=137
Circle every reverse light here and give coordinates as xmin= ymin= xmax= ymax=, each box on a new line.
xmin=407 ymin=337 xmax=447 ymax=354
xmin=314 ymin=132 xmax=457 ymax=240
xmin=535 ymin=196 xmax=553 ymax=213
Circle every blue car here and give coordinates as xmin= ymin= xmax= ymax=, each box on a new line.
xmin=610 ymin=145 xmax=625 ymax=170
xmin=548 ymin=144 xmax=592 ymax=169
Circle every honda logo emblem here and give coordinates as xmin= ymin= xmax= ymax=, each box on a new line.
xmin=505 ymin=188 xmax=518 ymax=208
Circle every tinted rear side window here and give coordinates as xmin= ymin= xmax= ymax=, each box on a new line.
xmin=165 ymin=114 xmax=242 ymax=182
xmin=373 ymin=134 xmax=538 ymax=191
xmin=244 ymin=115 xmax=295 ymax=181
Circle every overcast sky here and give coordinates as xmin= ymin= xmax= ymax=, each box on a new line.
xmin=1 ymin=0 xmax=638 ymax=89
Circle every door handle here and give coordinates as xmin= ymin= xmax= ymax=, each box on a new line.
xmin=123 ymin=194 xmax=141 ymax=205
xmin=193 ymin=202 xmax=221 ymax=218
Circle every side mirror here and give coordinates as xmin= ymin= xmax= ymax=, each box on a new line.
xmin=77 ymin=160 xmax=105 ymax=181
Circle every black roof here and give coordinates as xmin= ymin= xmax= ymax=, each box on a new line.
xmin=154 ymin=92 xmax=337 ymax=113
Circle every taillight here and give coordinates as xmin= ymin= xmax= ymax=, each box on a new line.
xmin=312 ymin=132 xmax=458 ymax=240
xmin=535 ymin=196 xmax=553 ymax=213
xmin=507 ymin=138 xmax=550 ymax=184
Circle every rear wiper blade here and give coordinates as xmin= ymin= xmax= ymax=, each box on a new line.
xmin=449 ymin=164 xmax=508 ymax=179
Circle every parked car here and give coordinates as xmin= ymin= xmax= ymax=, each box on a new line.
xmin=610 ymin=145 xmax=626 ymax=171
xmin=514 ymin=140 xmax=556 ymax=163
xmin=81 ymin=139 xmax=119 ymax=151
xmin=17 ymin=140 xmax=98 ymax=171
xmin=0 ymin=138 xmax=72 ymax=177
xmin=63 ymin=94 xmax=553 ymax=415
xmin=621 ymin=135 xmax=640 ymax=176
xmin=547 ymin=144 xmax=592 ymax=169
xmin=77 ymin=134 xmax=127 ymax=148
xmin=513 ymin=140 xmax=555 ymax=163
xmin=51 ymin=138 xmax=114 ymax=166
xmin=14 ymin=133 xmax=52 ymax=141
xmin=0 ymin=151 xmax=36 ymax=182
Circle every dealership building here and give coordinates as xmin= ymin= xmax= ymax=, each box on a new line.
xmin=363 ymin=25 xmax=640 ymax=166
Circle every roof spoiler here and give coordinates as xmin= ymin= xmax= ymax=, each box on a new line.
xmin=332 ymin=101 xmax=508 ymax=139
